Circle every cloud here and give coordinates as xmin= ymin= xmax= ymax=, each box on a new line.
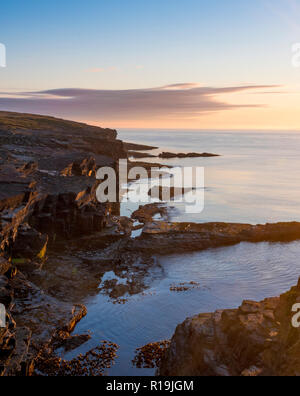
xmin=0 ymin=83 xmax=281 ymax=123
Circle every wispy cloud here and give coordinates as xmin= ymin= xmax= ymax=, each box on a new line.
xmin=0 ymin=83 xmax=281 ymax=123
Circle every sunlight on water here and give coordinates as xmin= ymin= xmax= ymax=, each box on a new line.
xmin=119 ymin=129 xmax=300 ymax=224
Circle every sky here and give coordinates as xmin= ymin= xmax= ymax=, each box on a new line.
xmin=0 ymin=0 xmax=300 ymax=129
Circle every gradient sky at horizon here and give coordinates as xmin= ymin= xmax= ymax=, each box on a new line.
xmin=0 ymin=0 xmax=300 ymax=129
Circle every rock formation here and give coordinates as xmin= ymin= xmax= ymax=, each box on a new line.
xmin=159 ymin=152 xmax=219 ymax=159
xmin=128 ymin=221 xmax=300 ymax=255
xmin=0 ymin=111 xmax=129 ymax=375
xmin=159 ymin=278 xmax=300 ymax=376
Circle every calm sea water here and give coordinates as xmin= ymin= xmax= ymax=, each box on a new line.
xmin=69 ymin=130 xmax=300 ymax=376
xmin=118 ymin=129 xmax=300 ymax=224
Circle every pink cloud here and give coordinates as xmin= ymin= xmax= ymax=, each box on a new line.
xmin=0 ymin=83 xmax=281 ymax=122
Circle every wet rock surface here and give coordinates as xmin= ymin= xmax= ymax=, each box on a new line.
xmin=159 ymin=278 xmax=300 ymax=376
xmin=132 ymin=340 xmax=171 ymax=369
xmin=35 ymin=340 xmax=119 ymax=376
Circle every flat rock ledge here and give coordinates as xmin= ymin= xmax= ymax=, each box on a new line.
xmin=159 ymin=278 xmax=300 ymax=376
xmin=128 ymin=221 xmax=300 ymax=255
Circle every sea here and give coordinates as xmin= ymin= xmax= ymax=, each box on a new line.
xmin=67 ymin=129 xmax=300 ymax=375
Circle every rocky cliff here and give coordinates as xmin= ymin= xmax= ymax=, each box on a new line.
xmin=0 ymin=111 xmax=127 ymax=257
xmin=0 ymin=112 xmax=128 ymax=375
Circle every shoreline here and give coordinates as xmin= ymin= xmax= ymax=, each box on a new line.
xmin=1 ymin=112 xmax=300 ymax=376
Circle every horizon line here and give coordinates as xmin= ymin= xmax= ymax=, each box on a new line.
xmin=116 ymin=127 xmax=300 ymax=132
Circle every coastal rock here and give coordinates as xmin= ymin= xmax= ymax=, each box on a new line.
xmin=159 ymin=279 xmax=300 ymax=376
xmin=124 ymin=142 xmax=158 ymax=151
xmin=11 ymin=224 xmax=48 ymax=260
xmin=0 ymin=257 xmax=11 ymax=276
xmin=106 ymin=216 xmax=135 ymax=236
xmin=0 ymin=111 xmax=128 ymax=257
xmin=131 ymin=204 xmax=168 ymax=223
xmin=128 ymin=221 xmax=300 ymax=255
xmin=0 ymin=112 xmax=130 ymax=375
xmin=58 ymin=333 xmax=91 ymax=352
xmin=60 ymin=157 xmax=97 ymax=177
xmin=1 ymin=327 xmax=33 ymax=376
xmin=128 ymin=151 xmax=157 ymax=159
xmin=159 ymin=152 xmax=219 ymax=159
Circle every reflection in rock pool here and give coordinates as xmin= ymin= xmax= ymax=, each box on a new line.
xmin=60 ymin=240 xmax=300 ymax=375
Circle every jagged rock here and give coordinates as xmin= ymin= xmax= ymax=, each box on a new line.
xmin=131 ymin=204 xmax=168 ymax=223
xmin=61 ymin=157 xmax=97 ymax=177
xmin=106 ymin=216 xmax=134 ymax=236
xmin=11 ymin=224 xmax=48 ymax=260
xmin=1 ymin=327 xmax=33 ymax=376
xmin=0 ymin=257 xmax=11 ymax=276
xmin=62 ymin=305 xmax=87 ymax=334
xmin=159 ymin=279 xmax=300 ymax=376
xmin=17 ymin=162 xmax=38 ymax=177
xmin=0 ymin=111 xmax=128 ymax=258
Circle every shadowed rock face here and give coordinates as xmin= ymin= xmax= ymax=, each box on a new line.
xmin=159 ymin=278 xmax=300 ymax=377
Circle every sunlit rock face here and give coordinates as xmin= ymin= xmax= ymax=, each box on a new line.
xmin=0 ymin=111 xmax=127 ymax=257
xmin=159 ymin=278 xmax=300 ymax=377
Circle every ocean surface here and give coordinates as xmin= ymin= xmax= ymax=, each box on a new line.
xmin=118 ymin=129 xmax=300 ymax=224
xmin=69 ymin=130 xmax=300 ymax=376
